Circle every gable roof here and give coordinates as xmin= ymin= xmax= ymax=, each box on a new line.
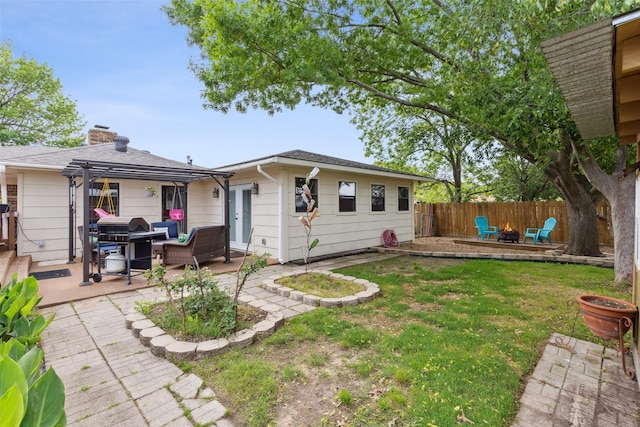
xmin=216 ymin=149 xmax=433 ymax=182
xmin=0 ymin=143 xmax=201 ymax=170
xmin=1 ymin=143 xmax=233 ymax=183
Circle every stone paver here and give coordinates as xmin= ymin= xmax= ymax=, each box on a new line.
xmin=511 ymin=333 xmax=640 ymax=426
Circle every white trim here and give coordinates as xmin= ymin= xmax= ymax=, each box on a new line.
xmin=229 ymin=184 xmax=253 ymax=251
xmin=0 ymin=162 xmax=62 ymax=171
xmin=614 ymin=10 xmax=640 ymax=27
xmin=257 ymin=165 xmax=285 ymax=264
xmin=218 ymin=156 xmax=432 ymax=182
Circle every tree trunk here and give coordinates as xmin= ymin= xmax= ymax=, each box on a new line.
xmin=543 ymin=142 xmax=602 ymax=257
xmin=608 ymin=184 xmax=635 ymax=285
xmin=571 ymin=141 xmax=635 ymax=285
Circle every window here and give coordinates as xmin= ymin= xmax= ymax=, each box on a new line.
xmin=339 ymin=181 xmax=356 ymax=212
xmin=295 ymin=177 xmax=318 ymax=213
xmin=371 ymin=184 xmax=385 ymax=212
xmin=89 ymin=181 xmax=119 ymax=226
xmin=162 ymin=185 xmax=186 ymax=222
xmin=398 ymin=186 xmax=410 ymax=211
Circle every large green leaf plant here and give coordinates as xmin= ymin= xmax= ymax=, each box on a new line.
xmin=0 ymin=275 xmax=66 ymax=427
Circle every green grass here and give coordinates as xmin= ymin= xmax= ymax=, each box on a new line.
xmin=276 ymin=272 xmax=365 ymax=297
xmin=186 ymin=256 xmax=627 ymax=426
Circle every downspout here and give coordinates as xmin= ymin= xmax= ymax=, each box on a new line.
xmin=257 ymin=164 xmax=284 ymax=263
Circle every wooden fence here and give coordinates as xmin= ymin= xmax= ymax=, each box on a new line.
xmin=414 ymin=201 xmax=613 ymax=246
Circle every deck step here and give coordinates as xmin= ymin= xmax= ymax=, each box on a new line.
xmin=0 ymin=250 xmax=16 ymax=286
xmin=0 ymin=252 xmax=31 ymax=286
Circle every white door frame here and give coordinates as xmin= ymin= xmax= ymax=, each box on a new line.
xmin=229 ymin=184 xmax=253 ymax=251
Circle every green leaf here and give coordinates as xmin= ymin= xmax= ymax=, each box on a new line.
xmin=21 ymin=368 xmax=66 ymax=427
xmin=19 ymin=294 xmax=42 ymax=318
xmin=4 ymin=295 xmax=25 ymax=325
xmin=0 ymin=357 xmax=28 ymax=420
xmin=0 ymin=385 xmax=25 ymax=427
xmin=0 ymin=42 xmax=85 ymax=147
xmin=18 ymin=346 xmax=44 ymax=387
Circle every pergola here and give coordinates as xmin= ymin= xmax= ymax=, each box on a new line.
xmin=61 ymin=159 xmax=234 ymax=286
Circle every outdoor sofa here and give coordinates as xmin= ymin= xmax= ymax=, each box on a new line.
xmin=161 ymin=225 xmax=226 ymax=267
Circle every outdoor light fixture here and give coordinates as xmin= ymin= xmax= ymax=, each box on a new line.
xmin=251 ymin=182 xmax=259 ymax=195
xmin=212 ymin=187 xmax=220 ymax=198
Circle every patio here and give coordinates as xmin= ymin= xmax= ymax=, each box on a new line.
xmin=30 ymin=253 xmax=275 ymax=308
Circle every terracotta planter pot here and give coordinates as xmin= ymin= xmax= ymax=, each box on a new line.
xmin=576 ymin=294 xmax=638 ymax=340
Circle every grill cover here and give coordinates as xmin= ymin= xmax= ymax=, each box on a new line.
xmin=97 ymin=217 xmax=150 ymax=234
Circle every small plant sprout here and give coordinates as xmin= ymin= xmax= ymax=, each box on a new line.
xmin=234 ymin=227 xmax=270 ymax=329
xmin=298 ymin=167 xmax=320 ymax=272
xmin=338 ymin=388 xmax=352 ymax=405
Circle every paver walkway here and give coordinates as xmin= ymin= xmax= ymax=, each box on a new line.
xmin=40 ymin=253 xmax=391 ymax=426
xmin=39 ymin=251 xmax=638 ymax=426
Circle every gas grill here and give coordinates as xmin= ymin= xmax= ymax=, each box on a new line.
xmin=96 ymin=217 xmax=165 ymax=284
xmin=97 ymin=216 xmax=150 ymax=241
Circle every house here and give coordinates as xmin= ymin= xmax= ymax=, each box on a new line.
xmin=0 ymin=128 xmax=431 ymax=268
xmin=214 ymin=150 xmax=432 ymax=263
xmin=0 ymin=128 xmax=227 ymax=264
xmin=541 ymin=8 xmax=640 ymax=379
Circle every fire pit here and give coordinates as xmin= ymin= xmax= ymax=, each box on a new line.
xmin=497 ymin=223 xmax=519 ymax=243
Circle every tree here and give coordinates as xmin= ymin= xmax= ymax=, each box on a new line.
xmin=357 ymin=107 xmax=496 ymax=202
xmin=164 ymin=0 xmax=636 ymax=283
xmin=0 ymin=42 xmax=85 ymax=147
xmin=571 ymin=136 xmax=635 ymax=286
xmin=492 ymin=154 xmax=560 ymax=202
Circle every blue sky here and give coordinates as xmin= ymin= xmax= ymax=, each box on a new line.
xmin=0 ymin=0 xmax=369 ymax=167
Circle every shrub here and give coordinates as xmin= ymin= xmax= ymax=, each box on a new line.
xmin=0 ymin=274 xmax=53 ymax=346
xmin=0 ymin=275 xmax=66 ymax=427
xmin=145 ymin=265 xmax=237 ymax=337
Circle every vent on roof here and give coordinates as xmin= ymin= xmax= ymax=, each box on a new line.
xmin=114 ymin=135 xmax=129 ymax=152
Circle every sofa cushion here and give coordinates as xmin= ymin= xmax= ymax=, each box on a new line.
xmin=151 ymin=221 xmax=179 ymax=239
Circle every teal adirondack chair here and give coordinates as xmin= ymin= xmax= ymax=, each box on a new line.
xmin=523 ymin=217 xmax=557 ymax=244
xmin=474 ymin=216 xmax=498 ymax=240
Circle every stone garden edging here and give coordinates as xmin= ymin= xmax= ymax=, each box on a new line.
xmin=124 ymin=309 xmax=285 ymax=361
xmin=123 ymin=269 xmax=381 ymax=361
xmin=261 ymin=268 xmax=381 ymax=307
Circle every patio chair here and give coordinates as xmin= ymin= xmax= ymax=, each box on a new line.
xmin=523 ymin=217 xmax=557 ymax=245
xmin=151 ymin=221 xmax=179 ymax=255
xmin=161 ymin=225 xmax=226 ymax=267
xmin=474 ymin=216 xmax=498 ymax=240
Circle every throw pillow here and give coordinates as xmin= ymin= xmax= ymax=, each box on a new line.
xmin=154 ymin=227 xmax=169 ymax=239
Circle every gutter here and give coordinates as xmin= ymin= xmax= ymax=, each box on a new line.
xmin=257 ymin=164 xmax=285 ymax=264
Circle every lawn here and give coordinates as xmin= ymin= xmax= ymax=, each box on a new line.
xmin=175 ymin=255 xmax=627 ymax=427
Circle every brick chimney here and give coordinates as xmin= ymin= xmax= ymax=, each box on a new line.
xmin=87 ymin=125 xmax=117 ymax=145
